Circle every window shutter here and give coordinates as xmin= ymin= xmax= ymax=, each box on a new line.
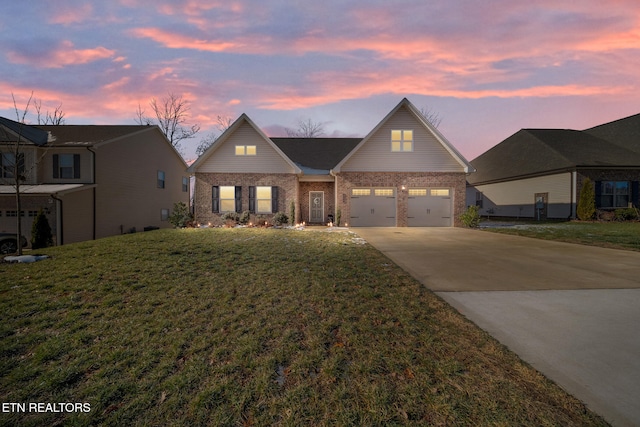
xmin=235 ymin=186 xmax=242 ymax=213
xmin=594 ymin=180 xmax=602 ymax=208
xmin=53 ymin=154 xmax=59 ymax=178
xmin=212 ymin=186 xmax=220 ymax=213
xmin=271 ymin=186 xmax=279 ymax=213
xmin=73 ymin=154 xmax=81 ymax=179
xmin=249 ymin=186 xmax=256 ymax=213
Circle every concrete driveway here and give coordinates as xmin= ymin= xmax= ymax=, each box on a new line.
xmin=353 ymin=227 xmax=640 ymax=427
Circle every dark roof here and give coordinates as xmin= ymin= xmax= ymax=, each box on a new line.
xmin=271 ymin=137 xmax=361 ymax=173
xmin=468 ymin=126 xmax=640 ymax=185
xmin=584 ymin=113 xmax=640 ymax=154
xmin=0 ymin=117 xmax=49 ymax=145
xmin=34 ymin=124 xmax=152 ymax=146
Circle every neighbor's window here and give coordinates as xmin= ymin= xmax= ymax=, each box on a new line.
xmin=600 ymin=181 xmax=629 ymax=208
xmin=157 ymin=170 xmax=165 ymax=188
xmin=1 ymin=153 xmax=24 ymax=179
xmin=53 ymin=154 xmax=80 ymax=179
xmin=391 ymin=130 xmax=413 ymax=152
xmin=182 ymin=177 xmax=189 ymax=192
xmin=235 ymin=145 xmax=257 ymax=156
xmin=161 ymin=208 xmax=169 ymax=221
xmin=476 ymin=191 xmax=483 ymax=208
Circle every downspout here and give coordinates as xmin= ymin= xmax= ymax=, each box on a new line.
xmin=87 ymin=147 xmax=96 ymax=240
xmin=50 ymin=193 xmax=63 ymax=246
xmin=330 ymin=169 xmax=338 ymax=226
xmin=571 ymin=170 xmax=577 ymax=219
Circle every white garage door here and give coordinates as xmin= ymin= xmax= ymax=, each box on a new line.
xmin=350 ymin=188 xmax=396 ymax=227
xmin=407 ymin=188 xmax=452 ymax=227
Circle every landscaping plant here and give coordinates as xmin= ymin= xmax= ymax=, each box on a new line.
xmin=577 ymin=178 xmax=596 ymax=221
xmin=30 ymin=209 xmax=53 ymax=249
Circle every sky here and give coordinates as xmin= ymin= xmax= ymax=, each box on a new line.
xmin=2 ymin=0 xmax=640 ymax=162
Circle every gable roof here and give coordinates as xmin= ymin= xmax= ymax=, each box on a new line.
xmin=468 ymin=118 xmax=640 ymax=185
xmin=34 ymin=124 xmax=155 ymax=147
xmin=187 ymin=114 xmax=301 ymax=174
xmin=0 ymin=117 xmax=49 ymax=145
xmin=271 ymin=138 xmax=361 ymax=174
xmin=333 ymin=98 xmax=474 ymax=173
xmin=584 ymin=112 xmax=640 ymax=154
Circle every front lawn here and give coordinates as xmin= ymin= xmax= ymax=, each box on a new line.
xmin=483 ymin=221 xmax=640 ymax=251
xmin=0 ymin=228 xmax=607 ymax=426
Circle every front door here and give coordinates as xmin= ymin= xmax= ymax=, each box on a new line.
xmin=310 ymin=191 xmax=324 ymax=223
xmin=534 ymin=193 xmax=548 ymax=220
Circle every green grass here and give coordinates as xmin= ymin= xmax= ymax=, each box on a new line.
xmin=0 ymin=228 xmax=607 ymax=426
xmin=483 ymin=221 xmax=640 ymax=251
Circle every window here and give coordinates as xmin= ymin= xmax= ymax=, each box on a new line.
xmin=53 ymin=154 xmax=80 ymax=179
xmin=161 ymin=208 xmax=169 ymax=221
xmin=1 ymin=153 xmax=24 ymax=179
xmin=475 ymin=191 xmax=483 ymax=208
xmin=28 ymin=211 xmax=38 ymax=217
xmin=182 ymin=177 xmax=189 ymax=192
xmin=6 ymin=211 xmax=18 ymax=217
xmin=157 ymin=171 xmax=165 ymax=188
xmin=235 ymin=145 xmax=257 ymax=156
xmin=212 ymin=186 xmax=242 ymax=213
xmin=430 ymin=189 xmax=450 ymax=197
xmin=249 ymin=186 xmax=278 ymax=213
xmin=352 ymin=189 xmax=371 ymax=196
xmin=408 ymin=189 xmax=428 ymax=196
xmin=600 ymin=181 xmax=629 ymax=208
xmin=374 ymin=189 xmax=394 ymax=197
xmin=219 ymin=186 xmax=236 ymax=212
xmin=391 ymin=130 xmax=413 ymax=152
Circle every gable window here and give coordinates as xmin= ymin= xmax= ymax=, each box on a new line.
xmin=212 ymin=185 xmax=242 ymax=213
xmin=53 ymin=154 xmax=80 ymax=179
xmin=182 ymin=177 xmax=189 ymax=192
xmin=157 ymin=171 xmax=165 ymax=188
xmin=161 ymin=208 xmax=169 ymax=221
xmin=391 ymin=130 xmax=413 ymax=152
xmin=249 ymin=186 xmax=278 ymax=214
xmin=599 ymin=181 xmax=629 ymax=208
xmin=1 ymin=152 xmax=24 ymax=179
xmin=235 ymin=145 xmax=257 ymax=156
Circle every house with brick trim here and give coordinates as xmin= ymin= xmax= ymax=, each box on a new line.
xmin=466 ymin=113 xmax=640 ymax=219
xmin=188 ymin=98 xmax=474 ymax=227
xmin=0 ymin=118 xmax=189 ymax=246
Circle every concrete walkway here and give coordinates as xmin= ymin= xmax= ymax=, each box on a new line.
xmin=353 ymin=227 xmax=640 ymax=427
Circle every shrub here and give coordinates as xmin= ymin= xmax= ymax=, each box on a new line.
xmin=460 ymin=205 xmax=481 ymax=228
xmin=577 ymin=178 xmax=596 ymax=221
xmin=289 ymin=201 xmax=295 ymax=226
xmin=273 ymin=212 xmax=289 ymax=226
xmin=614 ymin=207 xmax=639 ymax=221
xmin=168 ymin=202 xmax=192 ymax=228
xmin=336 ymin=208 xmax=341 ymax=227
xmin=31 ymin=209 xmax=53 ymax=249
xmin=239 ymin=211 xmax=251 ymax=225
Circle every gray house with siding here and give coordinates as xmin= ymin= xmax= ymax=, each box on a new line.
xmin=0 ymin=119 xmax=189 ymax=246
xmin=189 ymin=98 xmax=473 ymax=227
xmin=466 ymin=113 xmax=640 ymax=219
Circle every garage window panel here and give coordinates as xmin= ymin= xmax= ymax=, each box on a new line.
xmin=430 ymin=189 xmax=450 ymax=196
xmin=408 ymin=189 xmax=428 ymax=196
xmin=374 ymin=189 xmax=394 ymax=197
xmin=352 ymin=188 xmax=371 ymax=196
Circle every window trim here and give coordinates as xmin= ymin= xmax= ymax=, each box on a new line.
xmin=391 ymin=129 xmax=414 ymax=152
xmin=53 ymin=153 xmax=80 ymax=179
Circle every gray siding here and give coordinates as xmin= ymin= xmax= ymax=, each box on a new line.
xmin=199 ymin=121 xmax=295 ymax=173
xmin=341 ymin=106 xmax=464 ymax=173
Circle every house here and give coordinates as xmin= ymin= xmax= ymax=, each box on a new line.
xmin=0 ymin=118 xmax=189 ymax=245
xmin=188 ymin=98 xmax=473 ymax=227
xmin=466 ymin=113 xmax=640 ymax=219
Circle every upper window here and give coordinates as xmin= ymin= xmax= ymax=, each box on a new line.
xmin=235 ymin=145 xmax=257 ymax=156
xmin=1 ymin=153 xmax=24 ymax=179
xmin=391 ymin=130 xmax=413 ymax=152
xmin=157 ymin=170 xmax=165 ymax=188
xmin=53 ymin=154 xmax=80 ymax=179
xmin=600 ymin=181 xmax=629 ymax=208
xmin=182 ymin=177 xmax=189 ymax=192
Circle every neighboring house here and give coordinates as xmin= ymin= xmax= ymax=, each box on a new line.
xmin=466 ymin=113 xmax=640 ymax=219
xmin=189 ymin=98 xmax=473 ymax=227
xmin=0 ymin=118 xmax=189 ymax=246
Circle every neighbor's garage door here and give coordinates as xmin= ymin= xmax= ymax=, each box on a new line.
xmin=407 ymin=188 xmax=452 ymax=226
xmin=350 ymin=188 xmax=396 ymax=226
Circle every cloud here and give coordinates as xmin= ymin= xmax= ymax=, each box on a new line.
xmin=48 ymin=3 xmax=93 ymax=25
xmin=130 ymin=28 xmax=241 ymax=52
xmin=6 ymin=40 xmax=115 ymax=68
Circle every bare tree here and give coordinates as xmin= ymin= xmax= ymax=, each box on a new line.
xmin=135 ymin=93 xmax=200 ymax=154
xmin=195 ymin=115 xmax=233 ymax=157
xmin=285 ymin=118 xmax=325 ymax=138
xmin=34 ymin=99 xmax=66 ymax=125
xmin=419 ymin=106 xmax=442 ymax=128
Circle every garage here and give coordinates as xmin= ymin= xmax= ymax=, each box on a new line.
xmin=349 ymin=188 xmax=396 ymax=226
xmin=407 ymin=188 xmax=452 ymax=227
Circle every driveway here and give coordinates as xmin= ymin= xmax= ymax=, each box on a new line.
xmin=353 ymin=227 xmax=640 ymax=427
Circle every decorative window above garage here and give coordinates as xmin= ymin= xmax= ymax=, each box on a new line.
xmin=391 ymin=130 xmax=413 ymax=152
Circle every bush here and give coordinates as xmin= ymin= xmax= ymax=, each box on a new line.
xmin=577 ymin=178 xmax=596 ymax=221
xmin=289 ymin=201 xmax=296 ymax=226
xmin=168 ymin=202 xmax=192 ymax=228
xmin=273 ymin=212 xmax=289 ymax=226
xmin=239 ymin=211 xmax=251 ymax=225
xmin=614 ymin=207 xmax=639 ymax=221
xmin=460 ymin=205 xmax=481 ymax=228
xmin=31 ymin=209 xmax=53 ymax=249
xmin=336 ymin=207 xmax=341 ymax=227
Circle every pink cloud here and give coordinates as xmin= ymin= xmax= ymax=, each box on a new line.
xmin=130 ymin=28 xmax=241 ymax=52
xmin=6 ymin=40 xmax=114 ymax=69
xmin=48 ymin=3 xmax=93 ymax=25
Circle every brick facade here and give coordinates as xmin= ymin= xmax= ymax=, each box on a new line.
xmin=194 ymin=172 xmax=298 ymax=225
xmin=577 ymin=169 xmax=640 ymax=209
xmin=335 ymin=172 xmax=467 ymax=226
